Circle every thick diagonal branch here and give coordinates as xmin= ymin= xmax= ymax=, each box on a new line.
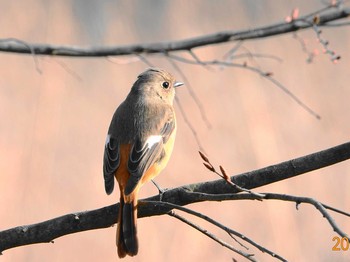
xmin=0 ymin=7 xmax=349 ymax=57
xmin=0 ymin=141 xmax=349 ymax=253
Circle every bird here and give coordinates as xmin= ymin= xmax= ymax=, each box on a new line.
xmin=103 ymin=68 xmax=183 ymax=258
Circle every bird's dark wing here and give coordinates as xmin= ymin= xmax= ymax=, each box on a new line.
xmin=103 ymin=134 xmax=120 ymax=195
xmin=125 ymin=120 xmax=175 ymax=195
xmin=160 ymin=120 xmax=175 ymax=144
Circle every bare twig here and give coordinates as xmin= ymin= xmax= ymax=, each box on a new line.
xmin=166 ymin=53 xmax=321 ymax=119
xmin=166 ymin=55 xmax=212 ymax=129
xmin=0 ymin=141 xmax=349 ymax=253
xmin=223 ymin=41 xmax=244 ymax=62
xmin=175 ymin=95 xmax=206 ymax=152
xmin=263 ymin=193 xmax=349 ymax=238
xmin=135 ymin=53 xmax=155 ymax=67
xmin=323 ymin=203 xmax=350 ymax=217
xmin=151 ymin=201 xmax=286 ymax=261
xmin=292 ymin=32 xmax=318 ymax=63
xmin=188 ymin=49 xmax=214 ymax=72
xmin=207 ymin=60 xmax=321 ymax=119
xmin=168 ymin=211 xmax=257 ymax=262
xmin=230 ymin=52 xmax=283 ymax=63
xmin=47 ymin=58 xmax=83 ymax=81
xmin=294 ymin=14 xmax=342 ymax=63
xmin=224 ymin=44 xmax=283 ymax=75
xmin=199 ymin=150 xmax=265 ymax=198
xmin=0 ymin=7 xmax=349 ymax=57
xmin=0 ymin=38 xmax=42 ymax=73
xmin=174 ymin=191 xmax=349 ymax=239
xmin=312 ymin=23 xmax=341 ymax=63
xmin=105 ymin=56 xmax=141 ymax=65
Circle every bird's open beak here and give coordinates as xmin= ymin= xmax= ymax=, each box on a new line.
xmin=174 ymin=81 xmax=184 ymax=88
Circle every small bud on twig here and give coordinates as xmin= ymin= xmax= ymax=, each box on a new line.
xmin=203 ymin=162 xmax=215 ymax=172
xmin=219 ymin=165 xmax=230 ymax=180
xmin=198 ymin=151 xmax=210 ymax=163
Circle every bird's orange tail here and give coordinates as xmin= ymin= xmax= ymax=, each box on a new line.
xmin=117 ymin=197 xmax=138 ymax=258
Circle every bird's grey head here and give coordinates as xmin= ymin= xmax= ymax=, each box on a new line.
xmin=131 ymin=68 xmax=183 ymax=105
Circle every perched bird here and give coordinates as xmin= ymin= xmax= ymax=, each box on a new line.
xmin=103 ymin=68 xmax=183 ymax=258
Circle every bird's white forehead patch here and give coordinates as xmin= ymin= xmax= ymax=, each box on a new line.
xmin=146 ymin=135 xmax=162 ymax=148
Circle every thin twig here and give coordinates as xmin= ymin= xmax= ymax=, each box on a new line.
xmin=208 ymin=60 xmax=321 ymax=119
xmin=297 ymin=17 xmax=341 ymax=63
xmin=263 ymin=193 xmax=349 ymax=238
xmin=49 ymin=58 xmax=83 ymax=81
xmin=169 ymin=211 xmax=257 ymax=262
xmin=292 ymin=32 xmax=317 ymax=63
xmin=166 ymin=55 xmax=212 ymax=129
xmin=105 ymin=56 xmax=141 ymax=65
xmin=199 ymin=151 xmax=265 ymax=198
xmin=231 ymin=52 xmax=283 ymax=63
xmin=135 ymin=53 xmax=155 ymax=67
xmin=175 ymin=96 xmax=205 ymax=152
xmin=166 ymin=53 xmax=321 ymax=119
xmin=0 ymin=38 xmax=42 ymax=73
xmin=312 ymin=23 xmax=341 ymax=63
xmin=188 ymin=49 xmax=214 ymax=71
xmin=179 ymin=191 xmax=349 ymax=239
xmin=323 ymin=204 xmax=350 ymax=217
xmin=223 ymin=41 xmax=244 ymax=61
xmin=150 ymin=200 xmax=286 ymax=261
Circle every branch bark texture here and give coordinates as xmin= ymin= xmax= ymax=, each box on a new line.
xmin=0 ymin=7 xmax=349 ymax=57
xmin=0 ymin=141 xmax=349 ymax=253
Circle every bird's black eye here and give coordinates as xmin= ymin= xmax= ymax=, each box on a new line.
xmin=162 ymin=81 xmax=170 ymax=89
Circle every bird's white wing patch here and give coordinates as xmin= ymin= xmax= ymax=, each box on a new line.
xmin=146 ymin=135 xmax=162 ymax=149
xmin=105 ymin=134 xmax=111 ymax=146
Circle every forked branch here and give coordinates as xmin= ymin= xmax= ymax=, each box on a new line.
xmin=0 ymin=141 xmax=349 ymax=255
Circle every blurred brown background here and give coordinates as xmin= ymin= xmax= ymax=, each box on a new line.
xmin=1 ymin=1 xmax=349 ymax=261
